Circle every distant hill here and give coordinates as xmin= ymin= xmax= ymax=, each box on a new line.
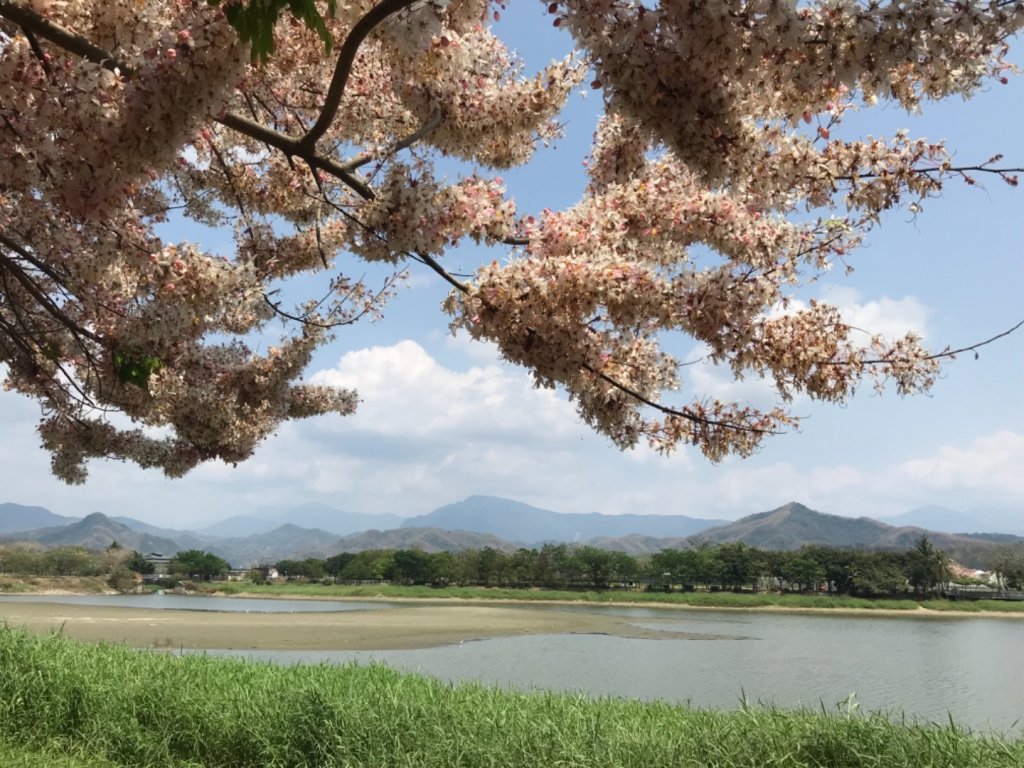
xmin=695 ymin=502 xmax=893 ymax=550
xmin=403 ymin=496 xmax=722 ymax=543
xmin=687 ymin=502 xmax=1024 ymax=568
xmin=109 ymin=517 xmax=210 ymax=551
xmin=583 ymin=534 xmax=692 ymax=555
xmin=201 ymin=504 xmax=403 ymax=538
xmin=880 ymin=505 xmax=1024 ymax=536
xmin=199 ymin=515 xmax=280 ymax=538
xmin=204 ymin=524 xmax=343 ymax=566
xmin=0 ymin=502 xmax=76 ymax=534
xmin=23 ymin=513 xmax=181 ymax=554
xmin=333 ymin=527 xmax=518 ymax=554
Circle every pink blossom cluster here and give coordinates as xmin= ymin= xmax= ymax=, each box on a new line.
xmin=0 ymin=0 xmax=1019 ymax=479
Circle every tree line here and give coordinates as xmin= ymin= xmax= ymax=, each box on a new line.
xmin=266 ymin=538 xmax=1024 ymax=598
xmin=5 ymin=539 xmax=1023 ymax=598
xmin=0 ymin=545 xmax=231 ymax=585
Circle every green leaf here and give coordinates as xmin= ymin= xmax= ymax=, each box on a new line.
xmin=217 ymin=0 xmax=335 ymax=60
xmin=113 ymin=348 xmax=163 ymax=391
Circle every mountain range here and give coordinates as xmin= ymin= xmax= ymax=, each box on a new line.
xmin=1 ymin=498 xmax=1021 ymax=569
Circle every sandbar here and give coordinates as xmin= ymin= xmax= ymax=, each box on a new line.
xmin=0 ymin=600 xmax=742 ymax=650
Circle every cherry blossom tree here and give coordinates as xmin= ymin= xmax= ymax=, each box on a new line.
xmin=0 ymin=0 xmax=1021 ymax=483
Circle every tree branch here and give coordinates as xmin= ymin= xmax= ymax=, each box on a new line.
xmin=298 ymin=0 xmax=421 ymax=150
xmin=0 ymin=1 xmax=131 ymax=75
xmin=341 ymin=111 xmax=444 ymax=172
xmin=0 ymin=246 xmax=104 ymax=343
xmin=215 ymin=112 xmax=376 ymax=200
xmin=0 ymin=3 xmax=378 ymax=201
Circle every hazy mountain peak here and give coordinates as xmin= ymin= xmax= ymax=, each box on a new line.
xmin=0 ymin=502 xmax=77 ymax=534
xmin=402 ymin=496 xmax=722 ymax=543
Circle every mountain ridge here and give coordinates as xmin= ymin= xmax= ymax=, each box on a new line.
xmin=3 ymin=498 xmax=1022 ymax=569
xmin=401 ymin=495 xmax=723 ymax=542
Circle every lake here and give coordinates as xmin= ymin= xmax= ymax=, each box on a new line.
xmin=3 ymin=594 xmax=1020 ymax=732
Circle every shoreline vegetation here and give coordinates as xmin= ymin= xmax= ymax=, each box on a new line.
xmin=1 ymin=627 xmax=1023 ymax=768
xmin=4 ymin=576 xmax=1024 ymax=617
xmin=202 ymin=581 xmax=1024 ymax=616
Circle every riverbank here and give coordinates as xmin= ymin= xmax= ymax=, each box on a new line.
xmin=2 ymin=627 xmax=1022 ymax=768
xmin=199 ymin=581 xmax=1024 ymax=616
xmin=0 ymin=576 xmax=117 ymax=595
xmin=5 ymin=575 xmax=1024 ymax=618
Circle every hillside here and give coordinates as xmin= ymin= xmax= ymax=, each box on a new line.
xmin=695 ymin=502 xmax=893 ymax=550
xmin=204 ymin=525 xmax=343 ymax=566
xmin=403 ymin=496 xmax=722 ymax=543
xmin=688 ymin=502 xmax=1024 ymax=568
xmin=24 ymin=513 xmax=180 ymax=554
xmin=0 ymin=503 xmax=76 ymax=534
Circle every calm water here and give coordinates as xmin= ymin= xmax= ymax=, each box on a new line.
xmin=0 ymin=593 xmax=391 ymax=613
xmin=4 ymin=595 xmax=1021 ymax=732
xmin=209 ymin=605 xmax=1024 ymax=733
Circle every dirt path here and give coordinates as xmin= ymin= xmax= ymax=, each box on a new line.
xmin=0 ymin=601 xmax=743 ymax=650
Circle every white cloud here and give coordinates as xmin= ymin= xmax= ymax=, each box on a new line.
xmin=896 ymin=431 xmax=1024 ymax=501
xmin=823 ymin=286 xmax=932 ymax=341
xmin=2 ymin=338 xmax=1022 ymax=531
xmin=311 ymin=339 xmax=583 ymax=442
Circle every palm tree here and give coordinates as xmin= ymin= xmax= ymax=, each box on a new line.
xmin=906 ymin=536 xmax=950 ymax=596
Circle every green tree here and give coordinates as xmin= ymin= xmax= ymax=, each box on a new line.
xmin=717 ymin=542 xmax=764 ymax=591
xmin=43 ymin=547 xmax=100 ymax=576
xmin=783 ymin=554 xmax=826 ymax=593
xmin=905 ymin=536 xmax=950 ymax=595
xmin=324 ymin=552 xmax=356 ymax=579
xmin=508 ymin=549 xmax=539 ymax=587
xmin=391 ymin=549 xmax=432 ymax=585
xmin=427 ymin=551 xmax=459 ymax=586
xmin=575 ymin=546 xmax=613 ymax=588
xmin=0 ymin=547 xmax=44 ymax=575
xmin=169 ymin=550 xmax=230 ymax=581
xmin=124 ymin=551 xmax=155 ymax=575
xmin=690 ymin=541 xmax=725 ymax=589
xmin=991 ymin=547 xmax=1024 ymax=591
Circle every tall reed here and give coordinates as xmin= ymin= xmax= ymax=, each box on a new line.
xmin=1 ymin=627 xmax=1021 ymax=767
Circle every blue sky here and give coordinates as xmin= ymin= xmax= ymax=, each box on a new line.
xmin=1 ymin=5 xmax=1022 ymax=528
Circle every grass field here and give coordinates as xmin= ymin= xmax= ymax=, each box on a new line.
xmin=1 ymin=627 xmax=1021 ymax=768
xmin=201 ymin=581 xmax=1024 ymax=613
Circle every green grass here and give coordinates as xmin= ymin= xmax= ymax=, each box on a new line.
xmin=202 ymin=581 xmax=1024 ymax=613
xmin=0 ymin=627 xmax=1021 ymax=768
xmin=0 ymin=738 xmax=120 ymax=768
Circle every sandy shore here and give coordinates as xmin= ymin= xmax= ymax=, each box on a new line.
xmin=213 ymin=590 xmax=1024 ymax=620
xmin=0 ymin=600 xmax=747 ymax=650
